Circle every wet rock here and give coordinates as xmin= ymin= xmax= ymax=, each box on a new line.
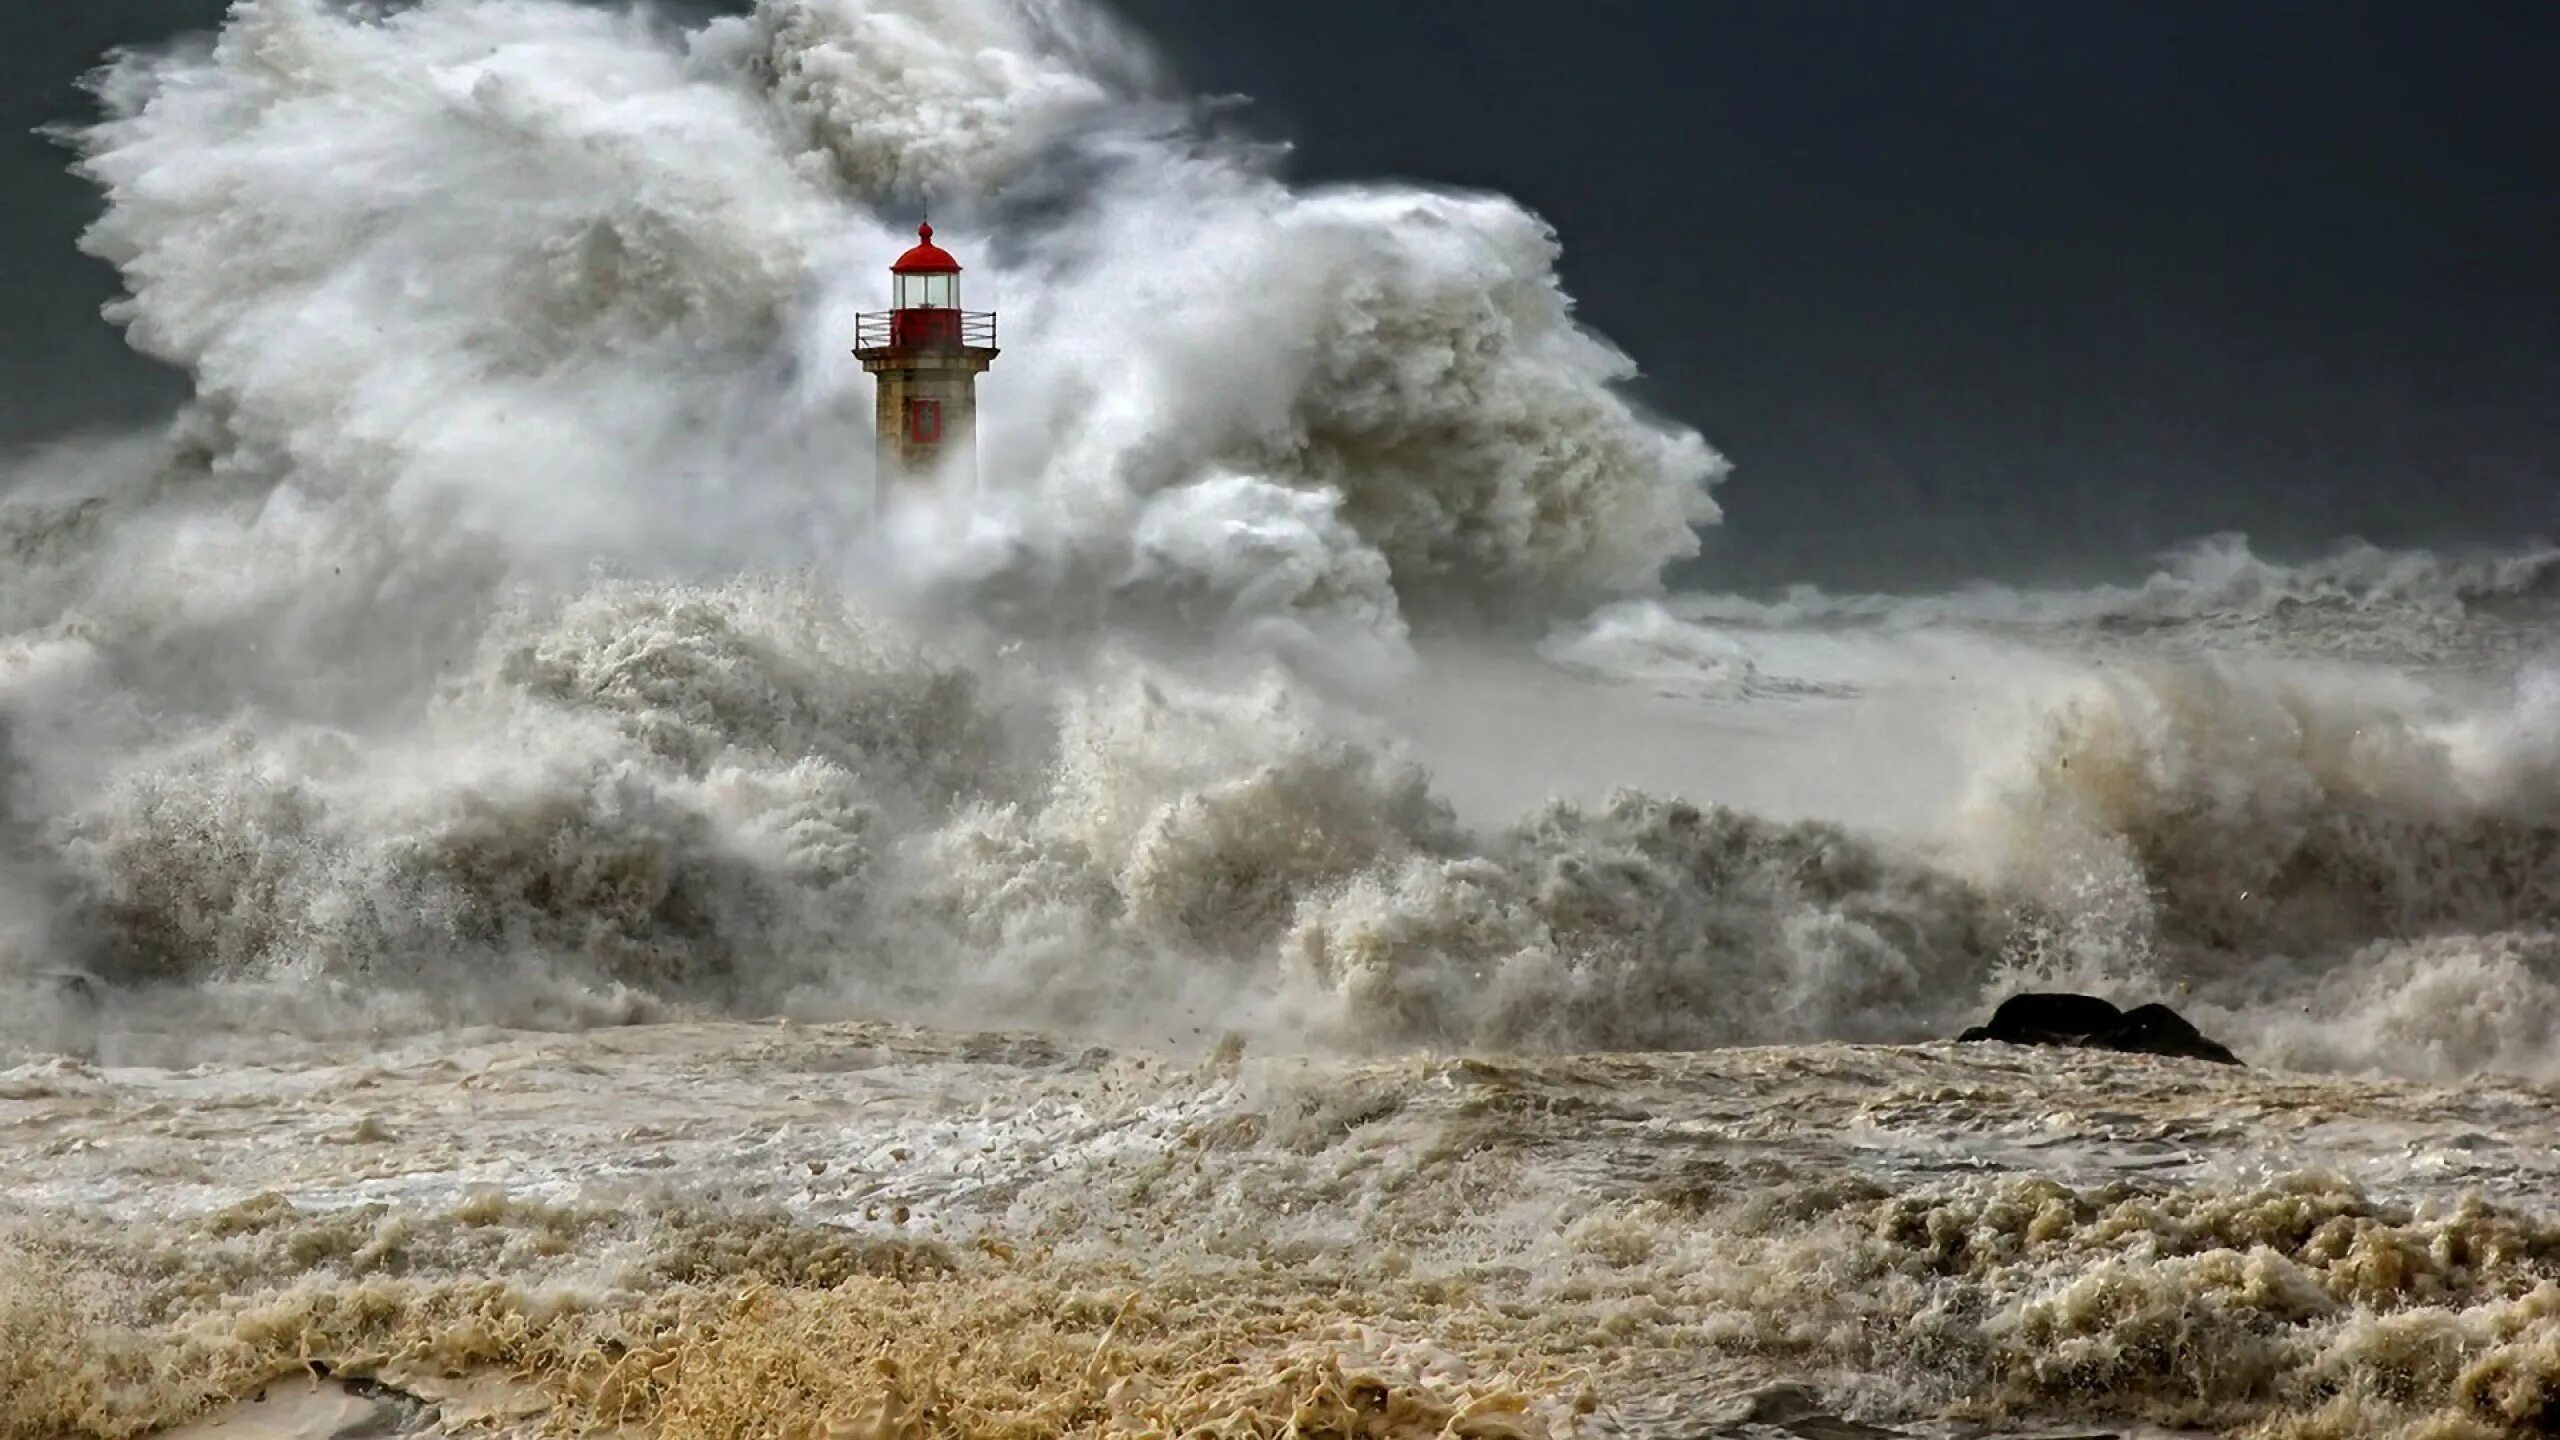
xmin=1961 ymin=991 xmax=2120 ymax=1040
xmin=2103 ymin=1002 xmax=2243 ymax=1066
xmin=1958 ymin=992 xmax=2242 ymax=1066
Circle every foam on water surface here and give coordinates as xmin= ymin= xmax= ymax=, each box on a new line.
xmin=9 ymin=1024 xmax=2560 ymax=1437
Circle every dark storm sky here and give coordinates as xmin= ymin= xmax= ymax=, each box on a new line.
xmin=5 ymin=2 xmax=2554 ymax=588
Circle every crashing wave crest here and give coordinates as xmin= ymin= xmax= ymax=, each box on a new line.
xmin=65 ymin=0 xmax=1721 ymax=640
xmin=2 ymin=0 xmax=2556 ymax=1084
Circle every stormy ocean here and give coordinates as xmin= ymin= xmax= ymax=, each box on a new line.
xmin=5 ymin=3 xmax=2559 ymax=1437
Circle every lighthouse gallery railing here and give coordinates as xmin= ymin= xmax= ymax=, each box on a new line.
xmin=854 ymin=310 xmax=997 ymax=350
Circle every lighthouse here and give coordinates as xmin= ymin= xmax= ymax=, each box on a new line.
xmin=854 ymin=221 xmax=998 ymax=500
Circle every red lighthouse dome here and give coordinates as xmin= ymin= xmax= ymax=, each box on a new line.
xmin=891 ymin=221 xmax=960 ymax=276
xmin=885 ymin=221 xmax=964 ymax=314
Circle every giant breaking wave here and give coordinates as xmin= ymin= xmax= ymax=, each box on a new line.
xmin=3 ymin=0 xmax=2557 ymax=1083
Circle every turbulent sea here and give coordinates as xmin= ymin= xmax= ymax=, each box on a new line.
xmin=6 ymin=3 xmax=2560 ymax=1437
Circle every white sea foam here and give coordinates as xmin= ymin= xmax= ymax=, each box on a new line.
xmin=0 ymin=0 xmax=2551 ymax=1088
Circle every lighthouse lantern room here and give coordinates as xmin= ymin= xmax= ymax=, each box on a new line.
xmin=854 ymin=221 xmax=998 ymax=498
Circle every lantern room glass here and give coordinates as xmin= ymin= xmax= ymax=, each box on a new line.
xmin=896 ymin=272 xmax=957 ymax=309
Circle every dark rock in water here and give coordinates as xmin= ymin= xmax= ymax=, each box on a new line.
xmin=2107 ymin=1002 xmax=2243 ymax=1066
xmin=1958 ymin=991 xmax=2242 ymax=1066
xmin=1962 ymin=991 xmax=2122 ymax=1043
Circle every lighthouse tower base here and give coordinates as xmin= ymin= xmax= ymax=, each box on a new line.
xmin=857 ymin=348 xmax=995 ymax=495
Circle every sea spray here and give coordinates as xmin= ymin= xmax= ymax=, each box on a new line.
xmin=8 ymin=8 xmax=2560 ymax=1439
xmin=0 ymin=0 xmax=2552 ymax=1085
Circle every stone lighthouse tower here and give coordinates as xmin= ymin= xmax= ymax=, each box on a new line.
xmin=854 ymin=221 xmax=998 ymax=500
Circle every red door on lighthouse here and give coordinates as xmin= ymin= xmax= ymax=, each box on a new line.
xmin=908 ymin=398 xmax=942 ymax=444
